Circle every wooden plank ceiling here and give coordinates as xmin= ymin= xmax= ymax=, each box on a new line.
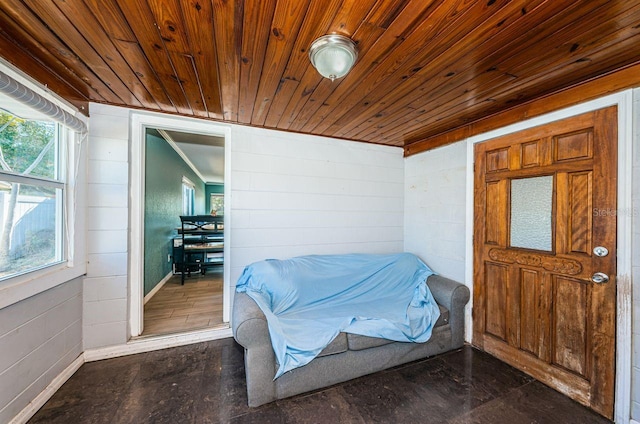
xmin=1 ymin=0 xmax=639 ymax=151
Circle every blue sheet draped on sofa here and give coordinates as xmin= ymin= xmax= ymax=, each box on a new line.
xmin=236 ymin=253 xmax=441 ymax=378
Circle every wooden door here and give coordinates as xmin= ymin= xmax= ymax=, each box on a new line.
xmin=473 ymin=107 xmax=617 ymax=418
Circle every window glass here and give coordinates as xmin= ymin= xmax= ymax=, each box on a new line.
xmin=0 ymin=110 xmax=64 ymax=280
xmin=510 ymin=175 xmax=553 ymax=251
xmin=182 ymin=177 xmax=195 ymax=215
xmin=0 ymin=113 xmax=57 ymax=179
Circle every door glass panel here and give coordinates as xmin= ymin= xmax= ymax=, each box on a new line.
xmin=510 ymin=176 xmax=553 ymax=251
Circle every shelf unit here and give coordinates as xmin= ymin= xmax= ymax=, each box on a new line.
xmin=173 ymin=215 xmax=224 ymax=284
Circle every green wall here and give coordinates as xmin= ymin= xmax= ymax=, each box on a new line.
xmin=205 ymin=183 xmax=224 ymax=213
xmin=144 ymin=130 xmax=206 ymax=296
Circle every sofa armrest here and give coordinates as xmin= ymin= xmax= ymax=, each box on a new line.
xmin=426 ymin=274 xmax=470 ymax=313
xmin=426 ymin=274 xmax=470 ymax=348
xmin=232 ymin=291 xmax=278 ymax=406
xmin=232 ymin=292 xmax=272 ymax=348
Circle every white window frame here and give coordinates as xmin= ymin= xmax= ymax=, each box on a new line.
xmin=181 ymin=176 xmax=195 ymax=215
xmin=0 ymin=65 xmax=87 ymax=310
xmin=0 ymin=120 xmax=65 ymax=281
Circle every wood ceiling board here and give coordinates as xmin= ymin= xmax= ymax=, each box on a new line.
xmin=238 ymin=0 xmax=277 ymax=123
xmin=83 ymin=0 xmax=177 ymax=113
xmin=363 ymin=0 xmax=603 ymax=111
xmin=146 ymin=0 xmax=192 ymax=53
xmin=261 ymin=0 xmax=344 ymax=128
xmin=249 ymin=0 xmax=312 ymax=125
xmin=323 ymin=0 xmax=537 ymax=140
xmin=0 ymin=9 xmax=96 ymax=102
xmin=404 ymin=61 xmax=640 ymax=156
xmin=308 ymin=0 xmax=493 ymax=136
xmin=274 ymin=0 xmax=406 ymax=130
xmin=271 ymin=66 xmax=324 ymax=130
xmin=115 ymin=0 xmax=193 ymax=115
xmin=212 ymin=0 xmax=242 ymax=122
xmin=401 ymin=1 xmax=640 ymax=144
xmin=301 ymin=0 xmax=481 ymax=136
xmin=109 ymin=39 xmax=178 ymax=113
xmin=444 ymin=0 xmax=635 ymax=103
xmin=272 ymin=0 xmax=378 ymax=129
xmin=286 ymin=0 xmax=434 ymax=133
xmin=21 ymin=0 xmax=145 ymax=107
xmin=179 ymin=0 xmax=223 ymax=118
xmin=363 ymin=0 xmax=637 ymax=143
xmin=146 ymin=0 xmax=208 ymax=117
xmin=0 ymin=32 xmax=89 ymax=113
xmin=409 ymin=36 xmax=639 ymax=142
xmin=0 ymin=1 xmax=119 ymax=104
xmin=0 ymin=0 xmax=639 ymax=149
xmin=51 ymin=0 xmax=160 ymax=110
xmin=169 ymin=52 xmax=209 ymax=118
xmin=81 ymin=0 xmax=137 ymax=42
xmin=339 ymin=0 xmax=554 ymax=140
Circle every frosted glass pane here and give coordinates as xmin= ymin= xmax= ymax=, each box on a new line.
xmin=510 ymin=176 xmax=553 ymax=251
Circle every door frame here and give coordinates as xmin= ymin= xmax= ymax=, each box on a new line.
xmin=129 ymin=111 xmax=233 ymax=338
xmin=464 ymin=90 xmax=633 ymax=423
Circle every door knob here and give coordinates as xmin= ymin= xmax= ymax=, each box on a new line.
xmin=591 ymin=272 xmax=609 ymax=284
xmin=593 ymin=246 xmax=609 ymax=257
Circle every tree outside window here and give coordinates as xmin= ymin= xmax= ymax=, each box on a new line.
xmin=0 ymin=110 xmax=63 ymax=280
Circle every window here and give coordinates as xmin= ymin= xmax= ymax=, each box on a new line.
xmin=0 ymin=109 xmax=64 ymax=280
xmin=510 ymin=175 xmax=553 ymax=251
xmin=182 ymin=177 xmax=195 ymax=215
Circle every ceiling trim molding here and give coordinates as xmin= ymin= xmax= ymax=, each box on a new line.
xmin=157 ymin=129 xmax=207 ymax=183
xmin=404 ymin=61 xmax=640 ymax=157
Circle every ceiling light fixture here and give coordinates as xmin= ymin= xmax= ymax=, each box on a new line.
xmin=308 ymin=34 xmax=358 ymax=81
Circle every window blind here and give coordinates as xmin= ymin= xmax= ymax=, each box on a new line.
xmin=0 ymin=71 xmax=87 ymax=132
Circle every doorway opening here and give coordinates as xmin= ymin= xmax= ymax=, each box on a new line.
xmin=141 ymin=128 xmax=225 ymax=336
xmin=129 ymin=113 xmax=231 ymax=340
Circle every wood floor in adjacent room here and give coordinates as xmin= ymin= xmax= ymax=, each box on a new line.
xmin=143 ymin=269 xmax=224 ymax=336
xmin=28 ymin=341 xmax=611 ymax=424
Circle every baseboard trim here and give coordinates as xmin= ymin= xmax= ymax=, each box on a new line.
xmin=9 ymin=354 xmax=85 ymax=424
xmin=84 ymin=326 xmax=233 ymax=362
xmin=630 ymin=419 xmax=639 ymax=424
xmin=144 ymin=271 xmax=173 ymax=304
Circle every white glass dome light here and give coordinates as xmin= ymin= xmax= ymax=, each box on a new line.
xmin=309 ymin=35 xmax=358 ymax=81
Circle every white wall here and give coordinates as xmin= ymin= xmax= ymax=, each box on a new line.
xmin=83 ymin=104 xmax=129 ymax=349
xmin=0 ymin=278 xmax=82 ymax=423
xmin=631 ymin=88 xmax=640 ymax=421
xmin=404 ymin=141 xmax=467 ymax=283
xmin=229 ymin=125 xmax=405 ymax=287
xmin=84 ymin=104 xmax=405 ymax=349
xmin=0 ymin=60 xmax=88 ymax=424
xmin=404 ymin=93 xmax=638 ymax=423
xmin=85 ymin=98 xmax=639 ymax=420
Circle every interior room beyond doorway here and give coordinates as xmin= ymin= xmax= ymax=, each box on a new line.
xmin=141 ymin=128 xmax=225 ymax=337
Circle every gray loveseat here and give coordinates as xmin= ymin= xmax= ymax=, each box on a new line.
xmin=232 ymin=274 xmax=470 ymax=407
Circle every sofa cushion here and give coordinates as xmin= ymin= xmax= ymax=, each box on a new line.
xmin=346 ymin=333 xmax=394 ymax=351
xmin=347 ymin=304 xmax=450 ymax=351
xmin=317 ymin=333 xmax=348 ymax=357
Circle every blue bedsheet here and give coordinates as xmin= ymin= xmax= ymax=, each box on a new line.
xmin=235 ymin=253 xmax=440 ymax=378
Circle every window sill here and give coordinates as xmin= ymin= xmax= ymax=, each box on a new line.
xmin=0 ymin=261 xmax=86 ymax=309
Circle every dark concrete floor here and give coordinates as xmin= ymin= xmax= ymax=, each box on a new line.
xmin=29 ymin=339 xmax=612 ymax=424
